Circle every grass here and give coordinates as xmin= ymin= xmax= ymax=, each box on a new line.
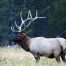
xmin=0 ymin=46 xmax=66 ymax=66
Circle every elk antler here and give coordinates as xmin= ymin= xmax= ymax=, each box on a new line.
xmin=24 ymin=10 xmax=46 ymax=29
xmin=11 ymin=10 xmax=46 ymax=32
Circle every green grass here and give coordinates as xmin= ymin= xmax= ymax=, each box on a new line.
xmin=0 ymin=47 xmax=66 ymax=66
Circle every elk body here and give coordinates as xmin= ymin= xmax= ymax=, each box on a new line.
xmin=12 ymin=32 xmax=66 ymax=63
xmin=11 ymin=10 xmax=66 ymax=63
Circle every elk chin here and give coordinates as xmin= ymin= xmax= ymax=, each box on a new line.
xmin=12 ymin=38 xmax=21 ymax=44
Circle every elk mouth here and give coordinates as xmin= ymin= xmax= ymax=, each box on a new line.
xmin=12 ymin=37 xmax=21 ymax=44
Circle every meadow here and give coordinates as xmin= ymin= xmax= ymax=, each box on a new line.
xmin=0 ymin=46 xmax=66 ymax=66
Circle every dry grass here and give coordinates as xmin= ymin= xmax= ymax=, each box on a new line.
xmin=0 ymin=47 xmax=66 ymax=66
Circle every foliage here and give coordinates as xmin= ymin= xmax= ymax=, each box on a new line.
xmin=48 ymin=0 xmax=66 ymax=37
xmin=0 ymin=47 xmax=66 ymax=66
xmin=0 ymin=0 xmax=66 ymax=45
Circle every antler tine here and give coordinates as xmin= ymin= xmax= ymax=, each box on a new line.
xmin=11 ymin=20 xmax=19 ymax=32
xmin=36 ymin=10 xmax=38 ymax=18
xmin=11 ymin=26 xmax=14 ymax=32
xmin=24 ymin=10 xmax=33 ymax=22
xmin=15 ymin=20 xmax=22 ymax=32
xmin=27 ymin=10 xmax=32 ymax=18
xmin=20 ymin=11 xmax=25 ymax=26
xmin=11 ymin=26 xmax=20 ymax=32
xmin=35 ymin=10 xmax=46 ymax=19
xmin=15 ymin=20 xmax=19 ymax=28
xmin=11 ymin=19 xmax=23 ymax=32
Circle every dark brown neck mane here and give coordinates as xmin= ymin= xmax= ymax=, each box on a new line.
xmin=19 ymin=35 xmax=30 ymax=52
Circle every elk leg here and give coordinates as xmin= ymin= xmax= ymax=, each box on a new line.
xmin=32 ymin=53 xmax=40 ymax=66
xmin=55 ymin=56 xmax=61 ymax=63
xmin=55 ymin=56 xmax=61 ymax=66
xmin=34 ymin=55 xmax=40 ymax=63
xmin=55 ymin=57 xmax=61 ymax=62
xmin=32 ymin=52 xmax=40 ymax=63
xmin=61 ymin=53 xmax=66 ymax=63
xmin=54 ymin=47 xmax=62 ymax=63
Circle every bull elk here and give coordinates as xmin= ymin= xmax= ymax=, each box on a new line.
xmin=11 ymin=10 xmax=66 ymax=63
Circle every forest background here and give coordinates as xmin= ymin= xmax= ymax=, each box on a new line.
xmin=0 ymin=0 xmax=66 ymax=46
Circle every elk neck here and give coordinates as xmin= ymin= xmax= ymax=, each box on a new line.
xmin=19 ymin=35 xmax=31 ymax=52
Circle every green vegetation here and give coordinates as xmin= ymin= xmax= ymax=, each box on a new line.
xmin=0 ymin=47 xmax=66 ymax=66
xmin=0 ymin=0 xmax=66 ymax=45
xmin=0 ymin=1 xmax=66 ymax=65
